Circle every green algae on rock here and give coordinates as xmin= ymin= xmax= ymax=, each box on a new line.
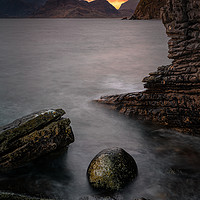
xmin=87 ymin=147 xmax=138 ymax=191
xmin=0 ymin=109 xmax=74 ymax=171
xmin=0 ymin=192 xmax=53 ymax=200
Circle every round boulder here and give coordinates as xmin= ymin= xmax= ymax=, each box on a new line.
xmin=87 ymin=147 xmax=138 ymax=190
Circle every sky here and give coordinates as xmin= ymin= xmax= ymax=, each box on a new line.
xmin=87 ymin=0 xmax=127 ymax=9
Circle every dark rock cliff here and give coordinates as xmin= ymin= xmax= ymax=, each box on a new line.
xmin=130 ymin=0 xmax=166 ymax=20
xmin=96 ymin=0 xmax=200 ymax=136
xmin=118 ymin=0 xmax=140 ymax=18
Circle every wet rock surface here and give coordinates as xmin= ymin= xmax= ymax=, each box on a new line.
xmin=0 ymin=109 xmax=74 ymax=171
xmin=79 ymin=195 xmax=150 ymax=200
xmin=0 ymin=192 xmax=52 ymax=200
xmin=96 ymin=0 xmax=200 ymax=136
xmin=87 ymin=148 xmax=138 ymax=191
xmin=79 ymin=195 xmax=122 ymax=200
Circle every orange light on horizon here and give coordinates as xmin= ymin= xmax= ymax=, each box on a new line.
xmin=87 ymin=0 xmax=127 ymax=9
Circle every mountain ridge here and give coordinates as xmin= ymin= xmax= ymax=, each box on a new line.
xmin=33 ymin=0 xmax=120 ymax=18
xmin=0 ymin=0 xmax=121 ymax=18
xmin=118 ymin=0 xmax=140 ymax=18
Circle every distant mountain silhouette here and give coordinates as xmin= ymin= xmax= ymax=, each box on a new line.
xmin=89 ymin=0 xmax=119 ymax=16
xmin=118 ymin=0 xmax=139 ymax=18
xmin=0 ymin=0 xmax=121 ymax=18
xmin=33 ymin=0 xmax=120 ymax=18
xmin=0 ymin=0 xmax=46 ymax=17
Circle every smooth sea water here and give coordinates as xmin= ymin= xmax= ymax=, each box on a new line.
xmin=0 ymin=19 xmax=200 ymax=200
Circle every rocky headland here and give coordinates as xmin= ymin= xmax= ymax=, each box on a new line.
xmin=118 ymin=0 xmax=140 ymax=18
xmin=0 ymin=109 xmax=74 ymax=171
xmin=130 ymin=0 xmax=166 ymax=20
xmin=96 ymin=0 xmax=200 ymax=136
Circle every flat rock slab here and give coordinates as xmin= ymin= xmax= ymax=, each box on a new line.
xmin=0 ymin=109 xmax=74 ymax=171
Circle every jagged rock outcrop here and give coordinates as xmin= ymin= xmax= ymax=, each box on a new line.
xmin=33 ymin=0 xmax=120 ymax=18
xmin=129 ymin=0 xmax=166 ymax=20
xmin=96 ymin=0 xmax=200 ymax=135
xmin=0 ymin=109 xmax=74 ymax=171
xmin=118 ymin=0 xmax=140 ymax=18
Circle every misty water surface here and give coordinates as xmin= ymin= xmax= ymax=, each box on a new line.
xmin=0 ymin=19 xmax=200 ymax=200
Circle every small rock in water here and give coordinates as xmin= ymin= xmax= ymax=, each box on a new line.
xmin=0 ymin=108 xmax=74 ymax=171
xmin=87 ymin=147 xmax=138 ymax=190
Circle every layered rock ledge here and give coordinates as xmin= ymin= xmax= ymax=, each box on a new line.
xmin=0 ymin=109 xmax=74 ymax=171
xmin=96 ymin=0 xmax=200 ymax=136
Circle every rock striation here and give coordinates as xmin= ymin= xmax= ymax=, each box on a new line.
xmin=96 ymin=0 xmax=200 ymax=135
xmin=130 ymin=0 xmax=166 ymax=19
xmin=0 ymin=109 xmax=74 ymax=171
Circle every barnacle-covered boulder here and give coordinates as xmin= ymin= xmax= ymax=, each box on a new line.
xmin=87 ymin=147 xmax=138 ymax=191
xmin=0 ymin=109 xmax=74 ymax=171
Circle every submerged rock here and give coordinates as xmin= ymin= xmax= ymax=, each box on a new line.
xmin=0 ymin=109 xmax=74 ymax=171
xmin=87 ymin=147 xmax=138 ymax=191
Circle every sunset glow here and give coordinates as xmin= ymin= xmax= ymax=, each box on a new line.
xmin=87 ymin=0 xmax=127 ymax=9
